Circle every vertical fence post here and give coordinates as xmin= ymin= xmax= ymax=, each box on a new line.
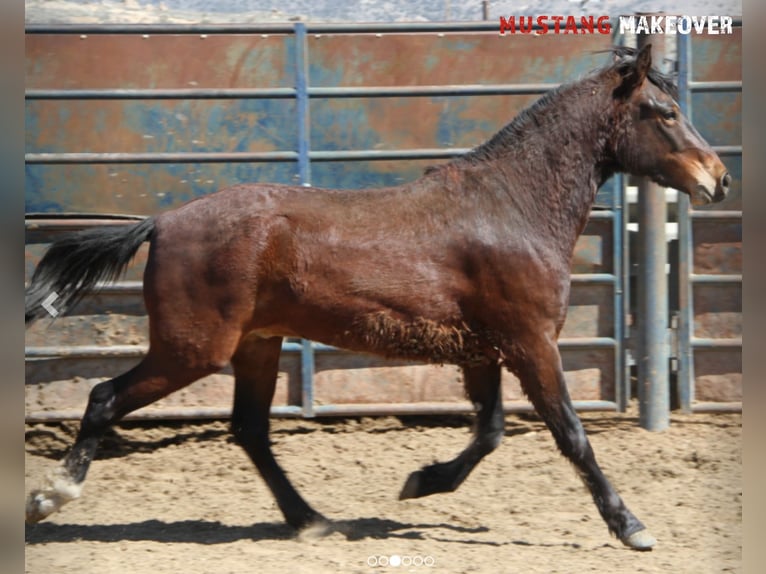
xmin=294 ymin=22 xmax=316 ymax=418
xmin=614 ymin=174 xmax=629 ymax=412
xmin=675 ymin=32 xmax=695 ymax=413
xmin=636 ymin=31 xmax=670 ymax=431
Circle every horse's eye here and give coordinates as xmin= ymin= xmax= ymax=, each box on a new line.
xmin=660 ymin=108 xmax=678 ymax=121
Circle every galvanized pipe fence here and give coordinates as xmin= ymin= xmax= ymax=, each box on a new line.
xmin=675 ymin=32 xmax=742 ymax=415
xmin=24 ymin=20 xmax=741 ymax=423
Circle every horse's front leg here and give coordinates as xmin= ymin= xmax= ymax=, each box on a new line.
xmin=513 ymin=331 xmax=656 ymax=550
xmin=399 ymin=362 xmax=504 ymax=499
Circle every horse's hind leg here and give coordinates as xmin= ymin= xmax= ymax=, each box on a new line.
xmin=400 ymin=362 xmax=504 ymax=499
xmin=229 ymin=335 xmax=328 ymax=532
xmin=26 ymin=352 xmax=216 ymax=523
xmin=515 ymin=334 xmax=655 ymax=550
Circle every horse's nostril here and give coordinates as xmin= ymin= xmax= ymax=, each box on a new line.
xmin=721 ymin=172 xmax=732 ymax=189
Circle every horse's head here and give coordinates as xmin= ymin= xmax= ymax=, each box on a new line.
xmin=610 ymin=45 xmax=730 ymax=206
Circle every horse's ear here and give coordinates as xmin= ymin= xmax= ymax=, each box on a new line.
xmin=614 ymin=44 xmax=652 ymax=99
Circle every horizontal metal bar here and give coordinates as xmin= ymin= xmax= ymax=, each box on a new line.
xmin=25 ymin=342 xmax=307 ymax=358
xmin=690 ymin=402 xmax=742 ymax=413
xmin=26 ymin=218 xmax=148 ymax=242
xmin=311 ymin=400 xmax=618 ymax=417
xmin=25 ymin=209 xmax=615 ymax=238
xmin=25 ymin=19 xmax=742 ymax=36
xmin=557 ymin=337 xmax=616 ymax=349
xmin=308 ymin=84 xmax=556 ymax=98
xmin=26 ymin=88 xmax=297 ymax=100
xmin=25 ymin=399 xmax=619 ymax=423
xmin=26 ymin=213 xmax=147 ymax=221
xmin=690 ymin=274 xmax=742 ymax=284
xmin=25 ymin=149 xmax=470 ymax=164
xmin=570 ymin=273 xmax=616 ymax=284
xmin=26 ymin=337 xmax=615 ymax=361
xmin=25 ymin=151 xmax=298 ymax=164
xmin=690 ymin=210 xmax=742 ymax=221
xmin=23 ymin=22 xmax=501 ymax=35
xmin=587 ymin=210 xmax=616 ymax=219
xmin=26 ymin=345 xmax=148 ymax=359
xmin=27 ymin=148 xmax=740 ymax=167
xmin=688 ymin=81 xmax=742 ymax=93
xmin=26 ymin=84 xmax=558 ymax=101
xmin=309 ymin=148 xmax=468 ymax=161
xmin=25 ymin=406 xmax=300 ymax=423
xmin=26 ymin=219 xmax=142 ymax=229
xmin=712 ymin=145 xmax=742 ymax=156
xmin=690 ymin=337 xmax=742 ymax=349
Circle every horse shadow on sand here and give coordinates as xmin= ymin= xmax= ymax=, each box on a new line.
xmin=25 ymin=516 xmax=496 ymax=546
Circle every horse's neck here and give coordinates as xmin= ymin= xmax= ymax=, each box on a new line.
xmin=469 ymin=93 xmax=613 ymax=255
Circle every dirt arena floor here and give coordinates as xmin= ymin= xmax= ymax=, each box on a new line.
xmin=25 ymin=404 xmax=741 ymax=573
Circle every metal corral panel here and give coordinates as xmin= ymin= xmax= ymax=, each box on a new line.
xmin=25 ymin=27 xmax=625 ymax=420
xmin=25 ymin=31 xmax=614 ymax=213
xmin=675 ymin=26 xmax=742 ymax=409
xmin=690 ymin=216 xmax=742 ymax=402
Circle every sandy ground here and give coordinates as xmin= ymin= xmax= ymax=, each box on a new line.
xmin=25 ymin=405 xmax=741 ymax=574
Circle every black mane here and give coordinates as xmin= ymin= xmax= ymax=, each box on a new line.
xmin=451 ymin=46 xmax=678 ymax=167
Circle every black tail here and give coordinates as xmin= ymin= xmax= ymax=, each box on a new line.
xmin=25 ymin=217 xmax=156 ymax=325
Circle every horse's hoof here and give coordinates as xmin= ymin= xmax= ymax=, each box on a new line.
xmin=622 ymin=529 xmax=656 ymax=550
xmin=26 ymin=466 xmax=83 ymax=524
xmin=298 ymin=518 xmax=334 ymax=541
xmin=25 ymin=490 xmax=58 ymax=524
xmin=398 ymin=470 xmax=422 ymax=500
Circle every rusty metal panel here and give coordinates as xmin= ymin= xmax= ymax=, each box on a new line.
xmin=306 ymin=32 xmax=612 ymax=190
xmin=26 ymin=33 xmax=298 ymax=213
xmin=306 ymin=32 xmax=610 ymax=87
xmin=693 ymin=284 xmax=742 ymax=339
xmin=693 ymin=218 xmax=742 ymax=275
xmin=26 ymin=31 xmax=617 ymax=212
xmin=310 ymin=348 xmax=613 ymax=407
xmin=562 ymin=284 xmax=614 ymax=339
xmin=25 ymin=34 xmax=294 ymax=89
xmin=693 ymin=350 xmax=742 ymax=403
xmin=691 ymin=26 xmax=742 ymax=82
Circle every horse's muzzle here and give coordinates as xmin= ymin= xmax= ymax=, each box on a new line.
xmin=715 ymin=172 xmax=732 ymax=202
xmin=693 ymin=171 xmax=730 ymax=206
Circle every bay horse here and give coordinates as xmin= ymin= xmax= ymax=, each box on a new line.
xmin=25 ymin=45 xmax=729 ymax=550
